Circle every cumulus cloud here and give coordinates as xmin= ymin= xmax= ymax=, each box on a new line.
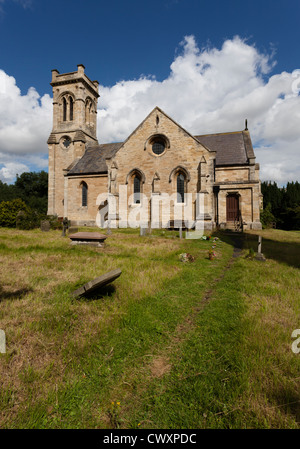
xmin=0 ymin=161 xmax=30 ymax=184
xmin=98 ymin=35 xmax=300 ymax=185
xmin=0 ymin=35 xmax=300 ymax=185
xmin=0 ymin=69 xmax=52 ymax=182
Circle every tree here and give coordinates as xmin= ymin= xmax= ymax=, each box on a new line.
xmin=15 ymin=170 xmax=48 ymax=213
xmin=261 ymin=180 xmax=300 ymax=230
xmin=260 ymin=202 xmax=276 ymax=228
xmin=0 ymin=171 xmax=48 ymax=214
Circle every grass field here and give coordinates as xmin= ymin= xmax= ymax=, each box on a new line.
xmin=0 ymin=227 xmax=299 ymax=429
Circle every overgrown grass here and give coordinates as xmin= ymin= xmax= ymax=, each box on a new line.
xmin=0 ymin=227 xmax=299 ymax=428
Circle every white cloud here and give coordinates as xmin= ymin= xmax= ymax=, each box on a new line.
xmin=0 ymin=70 xmax=52 ymax=154
xmin=97 ymin=36 xmax=300 ymax=185
xmin=0 ymin=162 xmax=30 ymax=184
xmin=0 ymin=70 xmax=52 ymax=183
xmin=0 ymin=35 xmax=300 ymax=185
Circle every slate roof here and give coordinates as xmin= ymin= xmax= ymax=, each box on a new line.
xmin=195 ymin=131 xmax=255 ymax=166
xmin=67 ymin=142 xmax=123 ymax=175
xmin=67 ymin=130 xmax=255 ymax=176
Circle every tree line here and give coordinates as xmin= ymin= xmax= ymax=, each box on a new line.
xmin=261 ymin=181 xmax=300 ymax=230
xmin=0 ymin=171 xmax=51 ymax=229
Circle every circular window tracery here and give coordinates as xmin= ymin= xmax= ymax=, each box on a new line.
xmin=60 ymin=136 xmax=71 ymax=149
xmin=147 ymin=134 xmax=169 ymax=156
xmin=152 ymin=140 xmax=165 ymax=155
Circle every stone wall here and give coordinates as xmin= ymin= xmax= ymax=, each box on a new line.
xmin=106 ymin=108 xmax=216 ymax=229
xmin=66 ymin=174 xmax=108 ymax=225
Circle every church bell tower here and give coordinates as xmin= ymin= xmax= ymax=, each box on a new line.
xmin=47 ymin=64 xmax=99 ymax=217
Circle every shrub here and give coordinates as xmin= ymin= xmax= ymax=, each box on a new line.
xmin=0 ymin=198 xmax=29 ymax=228
xmin=16 ymin=209 xmax=40 ymax=230
xmin=47 ymin=215 xmax=63 ymax=230
xmin=260 ymin=203 xmax=276 ymax=228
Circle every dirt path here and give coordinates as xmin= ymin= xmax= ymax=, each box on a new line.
xmin=147 ymin=235 xmax=244 ymax=379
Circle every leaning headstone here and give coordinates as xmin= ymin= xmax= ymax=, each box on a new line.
xmin=72 ymin=268 xmax=122 ymax=298
xmin=40 ymin=220 xmax=50 ymax=232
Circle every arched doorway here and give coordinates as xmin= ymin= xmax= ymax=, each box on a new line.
xmin=226 ymin=194 xmax=239 ymax=222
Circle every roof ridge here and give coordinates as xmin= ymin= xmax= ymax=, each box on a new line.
xmin=195 ymin=130 xmax=244 ymax=138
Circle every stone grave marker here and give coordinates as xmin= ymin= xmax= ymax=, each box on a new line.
xmin=62 ymin=217 xmax=69 ymax=236
xmin=72 ymin=268 xmax=122 ymax=298
xmin=69 ymin=231 xmax=107 ymax=247
xmin=40 ymin=220 xmax=50 ymax=232
xmin=140 ymin=227 xmax=147 ymax=236
xmin=255 ymin=235 xmax=266 ymax=261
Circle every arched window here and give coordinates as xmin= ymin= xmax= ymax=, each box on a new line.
xmin=85 ymin=100 xmax=90 ymax=124
xmin=69 ymin=97 xmax=74 ymax=121
xmin=61 ymin=94 xmax=75 ymax=122
xmin=81 ymin=182 xmax=88 ymax=207
xmin=85 ymin=99 xmax=94 ymax=125
xmin=177 ymin=173 xmax=185 ymax=203
xmin=133 ymin=175 xmax=141 ymax=204
xmin=63 ymin=97 xmax=67 ymax=121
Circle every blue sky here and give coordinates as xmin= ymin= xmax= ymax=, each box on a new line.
xmin=0 ymin=0 xmax=300 ymax=185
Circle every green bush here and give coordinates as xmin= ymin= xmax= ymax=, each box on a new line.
xmin=260 ymin=203 xmax=276 ymax=229
xmin=47 ymin=215 xmax=63 ymax=230
xmin=16 ymin=209 xmax=41 ymax=230
xmin=0 ymin=198 xmax=29 ymax=228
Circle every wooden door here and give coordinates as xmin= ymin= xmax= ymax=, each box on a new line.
xmin=226 ymin=194 xmax=239 ymax=221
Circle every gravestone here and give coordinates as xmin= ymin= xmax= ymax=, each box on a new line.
xmin=68 ymin=227 xmax=78 ymax=235
xmin=16 ymin=211 xmax=26 ymax=229
xmin=69 ymin=231 xmax=107 ymax=247
xmin=40 ymin=220 xmax=50 ymax=232
xmin=255 ymin=235 xmax=266 ymax=261
xmin=72 ymin=268 xmax=122 ymax=298
xmin=140 ymin=227 xmax=147 ymax=236
xmin=62 ymin=217 xmax=69 ymax=237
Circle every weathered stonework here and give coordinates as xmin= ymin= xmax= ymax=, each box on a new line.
xmin=47 ymin=64 xmax=99 ymax=218
xmin=48 ymin=65 xmax=262 ymax=231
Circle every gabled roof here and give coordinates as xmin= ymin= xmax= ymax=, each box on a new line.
xmin=117 ymin=106 xmax=214 ymax=154
xmin=67 ymin=108 xmax=255 ymax=176
xmin=195 ymin=130 xmax=255 ymax=166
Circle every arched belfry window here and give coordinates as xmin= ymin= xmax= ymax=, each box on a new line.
xmin=63 ymin=97 xmax=67 ymax=121
xmin=85 ymin=100 xmax=90 ymax=124
xmin=85 ymin=98 xmax=94 ymax=126
xmin=133 ymin=175 xmax=141 ymax=204
xmin=62 ymin=95 xmax=74 ymax=121
xmin=69 ymin=97 xmax=74 ymax=121
xmin=81 ymin=182 xmax=88 ymax=207
xmin=177 ymin=173 xmax=185 ymax=203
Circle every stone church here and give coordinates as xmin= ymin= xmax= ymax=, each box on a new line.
xmin=47 ymin=64 xmax=262 ymax=231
